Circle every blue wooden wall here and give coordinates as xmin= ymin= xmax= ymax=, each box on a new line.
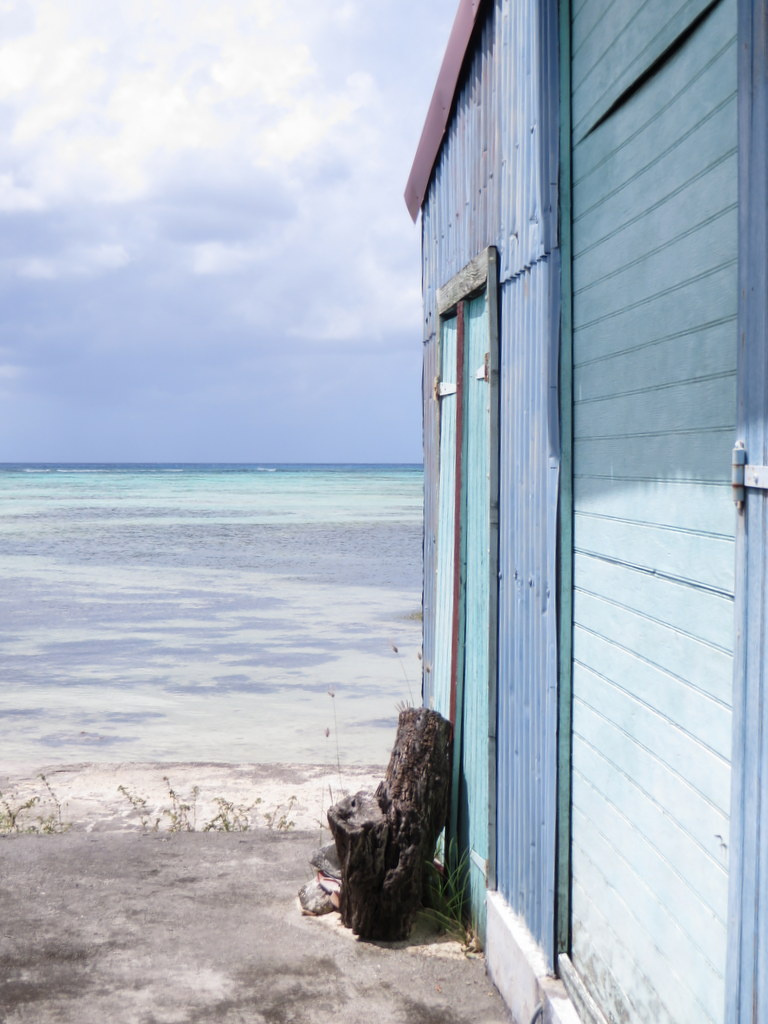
xmin=569 ymin=0 xmax=738 ymax=1020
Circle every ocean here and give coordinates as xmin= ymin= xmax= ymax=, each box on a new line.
xmin=0 ymin=463 xmax=423 ymax=766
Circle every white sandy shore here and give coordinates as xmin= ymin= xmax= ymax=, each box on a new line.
xmin=0 ymin=762 xmax=384 ymax=834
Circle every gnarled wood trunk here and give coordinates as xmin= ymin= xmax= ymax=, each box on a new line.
xmin=327 ymin=707 xmax=452 ymax=941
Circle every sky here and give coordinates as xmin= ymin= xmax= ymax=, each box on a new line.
xmin=0 ymin=0 xmax=457 ymax=464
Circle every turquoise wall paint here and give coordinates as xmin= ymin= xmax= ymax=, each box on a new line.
xmin=571 ymin=0 xmax=721 ymax=141
xmin=569 ymin=0 xmax=738 ymax=1021
xmin=432 ymin=288 xmax=495 ymax=939
xmin=458 ymin=291 xmax=493 ymax=937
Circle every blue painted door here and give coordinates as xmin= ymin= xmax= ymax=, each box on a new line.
xmin=458 ymin=292 xmax=493 ymax=937
xmin=433 ymin=287 xmax=495 ymax=939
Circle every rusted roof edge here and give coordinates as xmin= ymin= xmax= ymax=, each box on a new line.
xmin=404 ymin=0 xmax=486 ymax=222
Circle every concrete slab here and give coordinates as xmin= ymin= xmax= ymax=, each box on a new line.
xmin=0 ymin=766 xmax=514 ymax=1024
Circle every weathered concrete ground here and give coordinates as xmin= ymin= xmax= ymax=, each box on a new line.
xmin=0 ymin=766 xmax=513 ymax=1024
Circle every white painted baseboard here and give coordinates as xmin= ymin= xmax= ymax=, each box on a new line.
xmin=485 ymin=891 xmax=583 ymax=1024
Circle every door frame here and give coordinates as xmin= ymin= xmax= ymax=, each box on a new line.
xmin=435 ymin=245 xmax=500 ymax=894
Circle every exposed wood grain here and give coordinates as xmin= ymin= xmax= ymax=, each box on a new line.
xmin=326 ymin=707 xmax=451 ymax=942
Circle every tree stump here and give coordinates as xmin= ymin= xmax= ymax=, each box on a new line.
xmin=327 ymin=707 xmax=452 ymax=941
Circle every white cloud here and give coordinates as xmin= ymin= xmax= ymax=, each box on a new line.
xmin=0 ymin=0 xmax=458 ymax=460
xmin=0 ymin=0 xmax=378 ymax=206
xmin=0 ymin=173 xmax=43 ymax=210
xmin=189 ymin=242 xmax=258 ymax=276
xmin=11 ymin=243 xmax=130 ymax=279
xmin=0 ymin=362 xmax=24 ymax=400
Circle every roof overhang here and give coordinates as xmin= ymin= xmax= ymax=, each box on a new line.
xmin=404 ymin=0 xmax=486 ymax=222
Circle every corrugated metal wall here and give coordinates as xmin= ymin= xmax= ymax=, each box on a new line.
xmin=420 ymin=0 xmax=561 ymax=960
xmin=495 ymin=256 xmax=560 ymax=953
xmin=569 ymin=0 xmax=737 ymax=1019
xmin=421 ymin=0 xmax=559 ymax=332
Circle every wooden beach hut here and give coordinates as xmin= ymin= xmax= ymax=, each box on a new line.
xmin=405 ymin=1 xmax=768 ymax=1022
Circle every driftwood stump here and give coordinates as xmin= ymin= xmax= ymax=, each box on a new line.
xmin=327 ymin=707 xmax=451 ymax=941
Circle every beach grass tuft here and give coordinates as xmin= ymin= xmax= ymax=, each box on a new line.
xmin=0 ymin=774 xmax=69 ymax=835
xmin=423 ymin=838 xmax=481 ymax=953
xmin=117 ymin=777 xmax=295 ymax=833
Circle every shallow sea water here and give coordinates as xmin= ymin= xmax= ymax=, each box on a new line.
xmin=0 ymin=464 xmax=423 ymax=765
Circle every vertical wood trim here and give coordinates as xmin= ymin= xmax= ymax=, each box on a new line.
xmin=450 ymin=302 xmax=467 ymax=837
xmin=557 ymin=0 xmax=575 ymax=959
xmin=727 ymin=1 xmax=768 ymax=1020
xmin=450 ymin=301 xmax=466 ymax=729
xmin=486 ymin=248 xmax=500 ymax=894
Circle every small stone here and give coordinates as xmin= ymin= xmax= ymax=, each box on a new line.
xmin=298 ymin=878 xmax=335 ymax=916
xmin=310 ymin=842 xmax=341 ymax=879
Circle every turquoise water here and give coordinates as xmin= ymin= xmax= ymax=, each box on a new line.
xmin=0 ymin=464 xmax=423 ymax=765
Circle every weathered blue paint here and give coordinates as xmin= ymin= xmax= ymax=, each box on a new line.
xmin=569 ymin=0 xmax=737 ymax=1020
xmin=432 ymin=316 xmax=458 ymax=720
xmin=430 ymin=252 xmax=499 ymax=938
xmin=495 ymin=256 xmax=561 ymax=957
xmin=420 ymin=0 xmax=561 ymax=962
xmin=413 ymin=0 xmax=764 ymax=1020
xmin=459 ymin=290 xmax=493 ymax=936
xmin=726 ymin=1 xmax=768 ymax=1021
xmin=556 ymin=0 xmax=574 ymax=957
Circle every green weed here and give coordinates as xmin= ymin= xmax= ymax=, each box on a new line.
xmin=117 ymin=779 xmax=292 ymax=833
xmin=202 ymin=796 xmax=261 ymax=832
xmin=117 ymin=784 xmax=160 ymax=831
xmin=262 ymin=794 xmax=297 ymax=832
xmin=160 ymin=777 xmax=199 ymax=832
xmin=0 ymin=775 xmax=69 ymax=836
xmin=423 ymin=837 xmax=478 ymax=949
xmin=390 ymin=642 xmax=416 ymax=706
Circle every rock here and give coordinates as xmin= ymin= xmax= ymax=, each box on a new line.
xmin=298 ymin=878 xmax=335 ymax=916
xmin=310 ymin=842 xmax=341 ymax=880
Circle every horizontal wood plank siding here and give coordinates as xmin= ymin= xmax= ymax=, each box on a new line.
xmin=571 ymin=0 xmax=722 ymax=139
xmin=570 ymin=0 xmax=737 ymax=1019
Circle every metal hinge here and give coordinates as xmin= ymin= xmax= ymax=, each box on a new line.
xmin=732 ymin=442 xmax=768 ymax=508
xmin=433 ymin=376 xmax=457 ymax=400
xmin=469 ymin=848 xmax=488 ymax=880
